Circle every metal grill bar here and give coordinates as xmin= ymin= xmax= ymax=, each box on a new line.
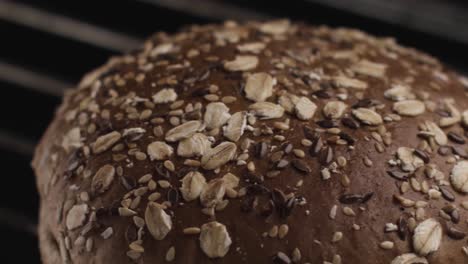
xmin=0 ymin=207 xmax=37 ymax=236
xmin=0 ymin=1 xmax=142 ymax=52
xmin=306 ymin=0 xmax=468 ymax=45
xmin=0 ymin=61 xmax=71 ymax=97
xmin=139 ymin=0 xmax=272 ymax=21
xmin=0 ymin=129 xmax=35 ymax=156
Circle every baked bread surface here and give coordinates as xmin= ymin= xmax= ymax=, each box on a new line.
xmin=33 ymin=20 xmax=468 ymax=263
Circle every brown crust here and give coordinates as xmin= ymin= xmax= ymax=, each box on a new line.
xmin=33 ymin=20 xmax=468 ymax=263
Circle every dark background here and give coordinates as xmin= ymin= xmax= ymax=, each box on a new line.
xmin=1 ymin=0 xmax=467 ymax=262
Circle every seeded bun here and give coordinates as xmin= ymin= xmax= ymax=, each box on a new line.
xmin=33 ymin=20 xmax=468 ymax=263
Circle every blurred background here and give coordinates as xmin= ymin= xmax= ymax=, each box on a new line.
xmin=0 ymin=0 xmax=467 ymax=262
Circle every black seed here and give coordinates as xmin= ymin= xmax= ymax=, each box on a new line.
xmin=271 ymin=189 xmax=286 ymax=206
xmin=96 ymin=207 xmax=110 ymax=218
xmin=439 ymin=186 xmax=455 ymax=202
xmin=259 ymin=200 xmax=274 ymax=217
xmin=361 ymin=192 xmax=374 ymax=203
xmin=125 ymin=225 xmax=138 ymax=243
xmin=397 ymin=216 xmax=408 ymax=241
xmin=254 ymin=141 xmax=269 ymax=159
xmin=246 ymin=184 xmax=270 ymax=195
xmin=197 ymin=69 xmax=211 ymax=81
xmin=452 ymin=146 xmax=468 ymax=158
xmin=313 ymin=89 xmax=331 ymax=99
xmin=303 ymin=126 xmax=318 ymax=140
xmin=191 ymin=87 xmax=210 ymax=97
xmin=184 ymin=109 xmax=202 ymax=120
xmin=309 ymin=136 xmax=323 ymax=157
xmin=413 ymin=149 xmax=430 ymax=163
xmin=284 ymin=196 xmax=296 ymax=218
xmin=352 ymin=98 xmax=380 ymax=108
xmin=271 ymin=189 xmax=295 ymax=218
xmin=442 ymin=205 xmax=456 ymax=214
xmin=241 ymin=195 xmax=257 ymax=213
xmin=155 ymin=163 xmax=171 ymax=179
xmin=448 ymin=131 xmax=465 ymax=144
xmin=339 ymin=194 xmax=362 ymax=204
xmin=244 ymin=172 xmax=264 ymax=184
xmin=451 ymin=209 xmax=460 ymax=223
xmin=339 ymin=132 xmax=356 ymax=145
xmin=120 ymin=176 xmax=136 ymax=191
xmin=435 ymin=109 xmax=451 ymax=117
xmin=438 ymin=146 xmax=451 ymax=156
xmin=167 ymin=188 xmax=179 ymax=206
xmin=339 ymin=192 xmax=374 ymax=204
xmin=291 ymin=159 xmax=311 ymax=174
xmin=318 ymin=146 xmax=333 ymax=165
xmin=387 ymin=170 xmax=408 ymax=181
xmin=342 ymin=117 xmax=359 ymax=129
xmin=447 ymin=227 xmax=466 ymax=240
xmin=316 ymin=119 xmax=338 ymax=128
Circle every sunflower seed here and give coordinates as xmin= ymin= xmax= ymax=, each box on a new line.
xmin=413 ymin=218 xmax=442 ymax=256
xmin=352 ymin=108 xmax=383 ymax=125
xmin=165 ymin=246 xmax=175 ymax=262
xmin=323 ymin=101 xmax=347 ymax=119
xmin=380 ymin=241 xmax=394 ymax=250
xmin=274 ymin=251 xmax=291 ymax=264
xmin=66 ymin=204 xmax=88 ymax=230
xmin=165 ymin=120 xmax=202 ymax=142
xmin=177 ymin=133 xmax=212 ymax=158
xmin=91 ymin=164 xmax=115 ymax=194
xmin=393 ymin=100 xmax=425 ymax=116
xmin=92 ymin=131 xmax=121 ymax=154
xmin=152 ymin=88 xmax=177 ymax=104
xmin=249 ymin=102 xmax=285 ymax=119
xmin=245 ymin=73 xmax=275 ymax=102
xmin=332 ymin=231 xmax=343 ymax=242
xmin=145 ymin=202 xmax=172 ymax=240
xmin=295 ymin=97 xmax=317 ymax=120
xmin=180 ymin=171 xmax=206 ymax=201
xmin=183 ymin=227 xmax=201 ymax=235
xmin=199 ymin=221 xmax=232 ymax=258
xmin=450 ymin=160 xmax=468 ymax=193
xmin=223 ymin=111 xmax=247 ymax=142
xmin=224 ymin=55 xmax=258 ymax=71
xmin=390 ymin=253 xmax=427 ymax=264
xmin=201 ymin=142 xmax=237 ymax=170
xmin=147 ymin=141 xmax=173 ymax=161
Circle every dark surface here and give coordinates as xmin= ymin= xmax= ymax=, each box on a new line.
xmin=0 ymin=0 xmax=467 ymax=262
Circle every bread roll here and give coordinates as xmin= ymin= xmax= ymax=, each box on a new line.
xmin=33 ymin=20 xmax=468 ymax=263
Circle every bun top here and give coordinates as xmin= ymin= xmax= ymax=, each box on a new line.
xmin=33 ymin=20 xmax=468 ymax=263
